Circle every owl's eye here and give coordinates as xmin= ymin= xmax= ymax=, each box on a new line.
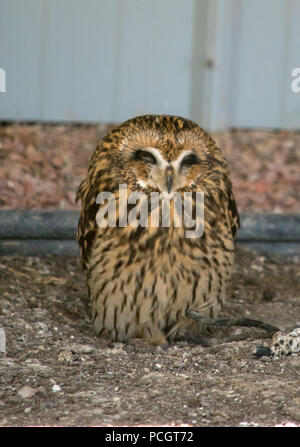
xmin=180 ymin=153 xmax=200 ymax=167
xmin=133 ymin=150 xmax=157 ymax=165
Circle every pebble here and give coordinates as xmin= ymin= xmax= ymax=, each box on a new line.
xmin=90 ymin=408 xmax=104 ymax=416
xmin=140 ymin=372 xmax=165 ymax=382
xmin=286 ymin=407 xmax=300 ymax=422
xmin=73 ymin=391 xmax=96 ymax=399
xmin=52 ymin=384 xmax=61 ymax=393
xmin=34 ymin=322 xmax=48 ymax=334
xmin=58 ymin=350 xmax=73 ymax=362
xmin=288 ymin=356 xmax=300 ymax=368
xmin=149 ymin=389 xmax=161 ymax=398
xmin=219 ymin=348 xmax=235 ymax=361
xmin=110 ymin=344 xmax=126 ymax=355
xmin=271 ymin=394 xmax=288 ymax=403
xmin=69 ymin=344 xmax=95 ymax=354
xmin=292 ymin=397 xmax=300 ymax=407
xmin=18 ymin=386 xmax=38 ymax=399
xmin=259 ymin=355 xmax=272 ymax=363
xmin=21 ymin=359 xmax=51 ymax=375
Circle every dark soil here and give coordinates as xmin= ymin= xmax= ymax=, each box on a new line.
xmin=0 ymin=246 xmax=300 ymax=427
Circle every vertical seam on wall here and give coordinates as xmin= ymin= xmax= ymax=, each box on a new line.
xmin=279 ymin=0 xmax=292 ymax=127
xmin=38 ymin=0 xmax=48 ymax=120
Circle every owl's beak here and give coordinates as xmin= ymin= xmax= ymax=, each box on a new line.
xmin=166 ymin=173 xmax=173 ymax=193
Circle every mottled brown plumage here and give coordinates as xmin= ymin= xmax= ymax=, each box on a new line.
xmin=76 ymin=115 xmax=240 ymax=344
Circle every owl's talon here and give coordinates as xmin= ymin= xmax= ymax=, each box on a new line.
xmin=187 ymin=309 xmax=279 ymax=335
xmin=253 ymin=345 xmax=272 ymax=357
xmin=158 ymin=342 xmax=170 ymax=351
xmin=187 ymin=334 xmax=218 ymax=347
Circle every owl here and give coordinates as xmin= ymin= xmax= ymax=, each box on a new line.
xmin=76 ymin=115 xmax=240 ymax=345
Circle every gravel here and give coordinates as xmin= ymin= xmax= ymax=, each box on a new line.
xmin=0 ymin=246 xmax=299 ymax=426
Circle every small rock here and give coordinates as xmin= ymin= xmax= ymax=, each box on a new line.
xmin=260 ymin=355 xmax=272 ymax=362
xmin=174 ymin=361 xmax=187 ymax=369
xmin=18 ymin=386 xmax=38 ymax=399
xmin=127 ymin=338 xmax=156 ymax=352
xmin=69 ymin=344 xmax=95 ymax=354
xmin=283 ymin=139 xmax=295 ymax=150
xmin=221 ymin=348 xmax=235 ymax=360
xmin=110 ymin=343 xmax=126 ymax=355
xmin=148 ymin=389 xmax=161 ymax=398
xmin=288 ymin=356 xmax=300 ymax=368
xmin=292 ymin=397 xmax=300 ymax=407
xmin=52 ymin=384 xmax=61 ymax=393
xmin=140 ymin=372 xmax=165 ymax=382
xmin=34 ymin=322 xmax=49 ymax=335
xmin=93 ymin=408 xmax=105 ymax=416
xmin=262 ymin=289 xmax=275 ymax=302
xmin=58 ymin=350 xmax=73 ymax=363
xmin=271 ymin=394 xmax=287 ymax=403
xmin=21 ymin=359 xmax=51 ymax=375
xmin=25 ymin=145 xmax=44 ymax=163
xmin=188 ymin=412 xmax=198 ymax=418
xmin=286 ymin=407 xmax=300 ymax=422
xmin=51 ymin=154 xmax=64 ymax=168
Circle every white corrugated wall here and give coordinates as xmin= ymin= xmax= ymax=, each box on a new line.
xmin=0 ymin=0 xmax=299 ymax=129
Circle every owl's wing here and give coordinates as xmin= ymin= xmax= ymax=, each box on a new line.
xmin=76 ymin=177 xmax=99 ymax=271
xmin=76 ymin=134 xmax=122 ymax=271
xmin=227 ymin=182 xmax=240 ymax=240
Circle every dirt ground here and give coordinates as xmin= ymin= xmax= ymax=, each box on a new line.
xmin=0 ymin=245 xmax=299 ymax=427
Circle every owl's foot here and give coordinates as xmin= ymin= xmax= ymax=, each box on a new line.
xmin=166 ymin=316 xmax=209 ymax=343
xmin=186 ymin=309 xmax=280 ymax=336
xmin=139 ymin=326 xmax=168 ymax=346
xmin=183 ymin=333 xmax=219 ymax=347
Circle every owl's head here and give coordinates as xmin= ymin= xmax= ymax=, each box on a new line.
xmin=117 ymin=115 xmax=222 ymax=194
